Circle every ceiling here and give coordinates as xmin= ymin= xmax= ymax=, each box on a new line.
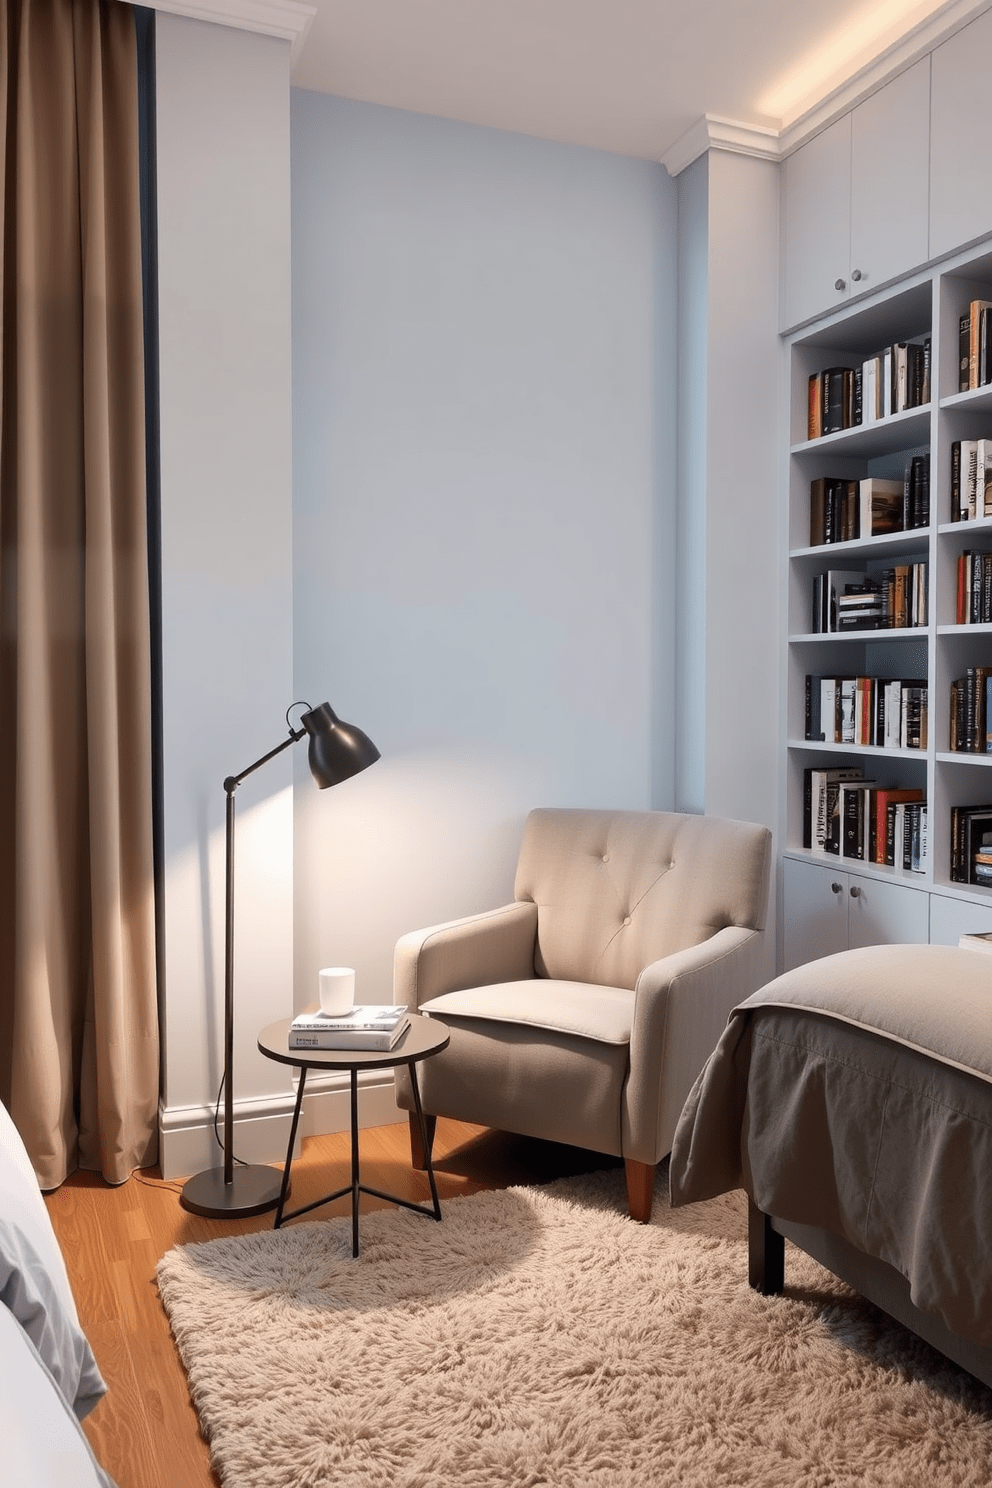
xmin=288 ymin=0 xmax=967 ymax=163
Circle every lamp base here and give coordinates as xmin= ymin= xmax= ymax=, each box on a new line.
xmin=179 ymin=1163 xmax=285 ymax=1219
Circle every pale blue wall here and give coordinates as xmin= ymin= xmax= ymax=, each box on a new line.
xmin=290 ymin=92 xmax=677 ymax=1005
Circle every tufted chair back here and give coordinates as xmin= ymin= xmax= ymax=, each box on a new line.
xmin=514 ymin=807 xmax=771 ymax=990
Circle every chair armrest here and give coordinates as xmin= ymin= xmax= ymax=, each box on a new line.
xmin=623 ymin=925 xmax=766 ymax=1165
xmin=393 ymin=901 xmax=539 ymax=1009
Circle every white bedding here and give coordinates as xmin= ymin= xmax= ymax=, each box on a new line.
xmin=0 ymin=1303 xmax=115 ymax=1488
xmin=0 ymin=1099 xmax=106 ymax=1416
xmin=0 ymin=1099 xmax=116 ymax=1487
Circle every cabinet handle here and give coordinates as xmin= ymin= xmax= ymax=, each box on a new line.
xmin=834 ymin=278 xmax=846 ymax=291
xmin=851 ymin=268 xmax=863 ymax=282
xmin=849 ymin=886 xmax=862 ymax=899
xmin=831 ymin=882 xmax=843 ymax=894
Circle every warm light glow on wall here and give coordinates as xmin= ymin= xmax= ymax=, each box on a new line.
xmin=758 ymin=0 xmax=952 ymax=124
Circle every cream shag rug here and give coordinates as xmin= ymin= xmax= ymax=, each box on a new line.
xmin=157 ymin=1167 xmax=992 ymax=1487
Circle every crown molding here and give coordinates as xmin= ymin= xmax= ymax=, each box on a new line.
xmin=661 ymin=115 xmax=781 ymax=178
xmin=128 ymin=0 xmax=316 ymax=62
xmin=777 ymin=0 xmax=989 ymax=156
xmin=662 ymin=0 xmax=992 ymax=177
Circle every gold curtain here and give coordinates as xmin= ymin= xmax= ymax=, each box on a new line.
xmin=0 ymin=0 xmax=159 ymax=1187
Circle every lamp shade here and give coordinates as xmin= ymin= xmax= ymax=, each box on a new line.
xmin=301 ymin=702 xmax=380 ymax=788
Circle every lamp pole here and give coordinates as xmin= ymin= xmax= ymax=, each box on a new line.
xmin=180 ymin=703 xmax=379 ymax=1220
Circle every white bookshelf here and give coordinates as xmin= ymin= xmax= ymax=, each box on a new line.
xmin=782 ymin=247 xmax=992 ymax=968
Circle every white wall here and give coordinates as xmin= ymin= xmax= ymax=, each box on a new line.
xmin=674 ymin=147 xmax=781 ymax=979
xmin=155 ymin=16 xmax=296 ymax=1176
xmin=291 ymin=93 xmax=678 ymax=1021
xmin=705 ymin=151 xmax=781 ymax=836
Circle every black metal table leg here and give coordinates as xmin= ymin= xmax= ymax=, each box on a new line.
xmin=273 ymin=1066 xmax=305 ymax=1229
xmin=350 ymin=1069 xmax=360 ymax=1257
xmin=262 ymin=1020 xmax=448 ymax=1252
xmin=408 ymin=1059 xmax=442 ymax=1221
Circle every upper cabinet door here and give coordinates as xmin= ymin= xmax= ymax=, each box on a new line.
xmin=781 ymin=61 xmax=931 ymax=331
xmin=931 ymin=7 xmax=992 ymax=259
xmin=781 ymin=113 xmax=851 ymax=332
xmin=850 ymin=58 xmax=930 ymax=299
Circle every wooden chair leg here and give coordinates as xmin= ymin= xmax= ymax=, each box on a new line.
xmin=625 ymin=1158 xmax=655 ymax=1222
xmin=408 ymin=1111 xmax=437 ymax=1171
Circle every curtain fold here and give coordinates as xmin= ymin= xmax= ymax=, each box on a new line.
xmin=0 ymin=0 xmax=159 ymax=1187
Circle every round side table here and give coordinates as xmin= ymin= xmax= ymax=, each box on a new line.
xmin=257 ymin=1012 xmax=450 ymax=1257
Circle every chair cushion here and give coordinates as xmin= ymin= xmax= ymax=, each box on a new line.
xmin=420 ymin=979 xmax=634 ymax=1045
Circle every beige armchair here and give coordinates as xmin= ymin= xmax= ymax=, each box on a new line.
xmin=393 ymin=807 xmax=772 ymax=1221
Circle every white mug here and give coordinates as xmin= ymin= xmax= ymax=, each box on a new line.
xmin=319 ymin=966 xmax=355 ymax=1016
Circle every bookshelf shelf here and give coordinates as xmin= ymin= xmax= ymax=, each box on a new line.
xmin=789 ymin=630 xmax=926 ymax=645
xmin=791 ymin=405 xmax=931 ymax=458
xmin=783 ymin=246 xmax=992 ymax=963
xmin=788 ymin=740 xmax=926 ymax=759
xmin=791 ymin=529 xmax=931 ymax=563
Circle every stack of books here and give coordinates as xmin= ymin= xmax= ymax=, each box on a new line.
xmin=959 ymin=931 xmax=992 ymax=954
xmin=802 ymin=768 xmax=926 ymax=868
xmin=958 ymin=300 xmax=992 ymax=392
xmin=805 ymin=674 xmax=928 ymax=750
xmin=949 ymin=440 xmax=992 ymax=520
xmin=811 ymin=567 xmax=927 ymax=633
xmin=955 ymin=552 xmax=992 ymax=623
xmin=288 ymin=1004 xmax=411 ymax=1051
xmin=949 ymin=668 xmax=992 ymax=752
xmin=806 ymin=339 xmax=930 ymax=440
xmin=950 ymin=806 xmax=992 ymax=885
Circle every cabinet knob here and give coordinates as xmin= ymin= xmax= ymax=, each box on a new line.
xmin=849 ymin=886 xmax=862 ymax=899
xmin=834 ymin=278 xmax=846 ymax=291
xmin=831 ymin=882 xmax=843 ymax=894
xmin=851 ymin=268 xmax=863 ymax=282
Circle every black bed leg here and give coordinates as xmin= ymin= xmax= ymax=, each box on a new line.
xmin=748 ymin=1199 xmax=785 ymax=1295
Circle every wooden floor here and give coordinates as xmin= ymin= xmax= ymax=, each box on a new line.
xmin=44 ymin=1118 xmax=622 ymax=1488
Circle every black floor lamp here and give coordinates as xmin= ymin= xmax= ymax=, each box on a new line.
xmin=180 ymin=700 xmax=380 ymax=1220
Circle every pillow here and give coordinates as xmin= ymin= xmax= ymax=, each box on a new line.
xmin=0 ymin=1101 xmax=106 ymax=1418
xmin=0 ymin=1301 xmax=116 ymax=1487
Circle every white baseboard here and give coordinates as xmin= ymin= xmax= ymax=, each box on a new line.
xmin=159 ymin=1070 xmax=404 ymax=1181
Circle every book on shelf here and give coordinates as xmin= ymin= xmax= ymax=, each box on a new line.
xmin=859 ymin=477 xmax=904 ymax=537
xmin=823 ymin=570 xmax=871 ymax=632
xmin=968 ymin=300 xmax=992 ymax=390
xmin=892 ymin=800 xmax=927 ymax=873
xmin=811 ymin=566 xmax=926 ymax=633
xmin=959 ymin=302 xmax=992 ymax=392
xmin=809 ymin=477 xmax=859 ymax=545
xmin=803 ymin=766 xmax=864 ymax=853
xmin=804 ymin=675 xmax=927 ymax=750
xmin=955 ymin=551 xmax=992 ymax=624
xmin=960 ymin=310 xmax=971 ymax=392
xmin=873 ymin=788 xmax=925 ymax=866
xmin=950 ymin=805 xmax=992 ymax=883
xmin=828 ymin=780 xmax=927 ymax=866
xmin=841 ymin=781 xmax=876 ymax=860
xmin=959 ymin=931 xmax=992 ymax=954
xmin=903 ymin=452 xmax=930 ymax=530
xmin=878 ymin=563 xmax=927 ymax=629
xmin=288 ymin=1004 xmax=411 ymax=1050
xmin=949 ymin=668 xmax=990 ymax=752
xmin=949 ymin=440 xmax=992 ymax=521
xmin=807 ymin=341 xmax=930 ymax=442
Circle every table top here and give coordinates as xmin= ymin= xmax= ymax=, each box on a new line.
xmin=257 ymin=1010 xmax=450 ymax=1072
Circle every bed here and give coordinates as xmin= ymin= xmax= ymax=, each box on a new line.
xmin=669 ymin=941 xmax=992 ymax=1388
xmin=0 ymin=1098 xmax=116 ymax=1487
